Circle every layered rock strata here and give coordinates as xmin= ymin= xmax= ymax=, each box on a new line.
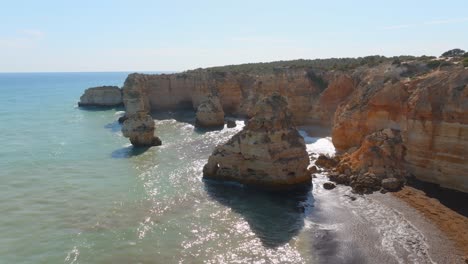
xmin=203 ymin=94 xmax=310 ymax=189
xmin=332 ymin=65 xmax=468 ymax=192
xmin=122 ymin=111 xmax=162 ymax=147
xmin=111 ymin=61 xmax=467 ymax=192
xmin=195 ymin=95 xmax=225 ymax=128
xmin=78 ymin=86 xmax=122 ymax=107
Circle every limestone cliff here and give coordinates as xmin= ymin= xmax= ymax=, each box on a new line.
xmin=332 ymin=64 xmax=468 ymax=192
xmin=203 ymin=94 xmax=310 ymax=188
xmin=78 ymin=86 xmax=122 ymax=107
xmin=112 ymin=58 xmax=467 ymax=192
xmin=121 ymin=69 xmax=339 ymax=125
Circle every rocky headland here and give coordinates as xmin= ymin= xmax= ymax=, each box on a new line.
xmin=78 ymin=86 xmax=122 ymax=107
xmin=79 ymin=54 xmax=467 ymax=193
xmin=203 ymin=94 xmax=310 ymax=189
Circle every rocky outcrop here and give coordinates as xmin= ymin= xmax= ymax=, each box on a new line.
xmin=331 ymin=129 xmax=407 ymax=193
xmin=78 ymin=86 xmax=122 ymax=107
xmin=86 ymin=58 xmax=467 ymax=193
xmin=122 ymin=112 xmax=162 ymax=147
xmin=195 ymin=95 xmax=225 ymax=128
xmin=332 ymin=64 xmax=468 ymax=192
xmin=203 ymin=94 xmax=310 ymax=189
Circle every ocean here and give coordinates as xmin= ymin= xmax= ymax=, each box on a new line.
xmin=0 ymin=72 xmax=442 ymax=264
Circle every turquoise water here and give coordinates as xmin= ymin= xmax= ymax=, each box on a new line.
xmin=0 ymin=73 xmax=315 ymax=263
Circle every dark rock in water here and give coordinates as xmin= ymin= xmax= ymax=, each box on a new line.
xmin=226 ymin=120 xmax=237 ymax=128
xmin=323 ymin=182 xmax=336 ymax=190
xmin=329 ymin=173 xmax=350 ymax=185
xmin=118 ymin=115 xmax=128 ymax=124
xmin=381 ymin=178 xmax=403 ymax=191
xmin=78 ymin=86 xmax=123 ymax=107
xmin=308 ymin=165 xmax=318 ymax=174
xmin=350 ymin=173 xmax=381 ymax=194
xmin=315 ymin=154 xmax=338 ymax=169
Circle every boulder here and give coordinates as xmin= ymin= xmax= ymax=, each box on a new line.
xmin=122 ymin=112 xmax=162 ymax=147
xmin=315 ymin=154 xmax=338 ymax=169
xmin=195 ymin=95 xmax=225 ymax=128
xmin=323 ymin=182 xmax=336 ymax=190
xmin=203 ymin=94 xmax=310 ymax=189
xmin=226 ymin=120 xmax=237 ymax=128
xmin=308 ymin=165 xmax=318 ymax=174
xmin=78 ymin=86 xmax=122 ymax=107
xmin=350 ymin=172 xmax=382 ymax=194
xmin=382 ymin=178 xmax=403 ymax=191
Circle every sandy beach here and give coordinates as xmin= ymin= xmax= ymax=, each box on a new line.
xmin=392 ymin=187 xmax=468 ymax=261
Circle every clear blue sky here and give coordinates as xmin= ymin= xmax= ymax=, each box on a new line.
xmin=1 ymin=0 xmax=467 ymax=72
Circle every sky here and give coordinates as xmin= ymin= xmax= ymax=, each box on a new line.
xmin=1 ymin=0 xmax=467 ymax=72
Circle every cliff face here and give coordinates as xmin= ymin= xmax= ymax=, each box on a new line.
xmin=332 ymin=64 xmax=468 ymax=192
xmin=122 ymin=69 xmax=350 ymax=126
xmin=120 ymin=61 xmax=467 ymax=193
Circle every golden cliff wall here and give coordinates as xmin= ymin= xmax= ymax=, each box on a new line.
xmin=332 ymin=64 xmax=468 ymax=192
xmin=122 ymin=69 xmax=353 ymax=126
xmin=121 ymin=62 xmax=467 ymax=193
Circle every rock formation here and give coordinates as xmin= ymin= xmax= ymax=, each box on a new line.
xmin=203 ymin=94 xmax=310 ymax=189
xmin=83 ymin=57 xmax=467 ymax=193
xmin=195 ymin=95 xmax=225 ymax=128
xmin=332 ymin=65 xmax=468 ymax=192
xmin=78 ymin=86 xmax=122 ymax=107
xmin=121 ymin=111 xmax=162 ymax=147
xmin=331 ymin=129 xmax=407 ymax=193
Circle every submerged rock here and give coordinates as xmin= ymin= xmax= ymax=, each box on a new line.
xmin=226 ymin=120 xmax=237 ymax=128
xmin=195 ymin=95 xmax=225 ymax=128
xmin=323 ymin=182 xmax=336 ymax=190
xmin=78 ymin=86 xmax=122 ymax=107
xmin=122 ymin=112 xmax=162 ymax=147
xmin=315 ymin=154 xmax=339 ymax=169
xmin=203 ymin=94 xmax=310 ymax=189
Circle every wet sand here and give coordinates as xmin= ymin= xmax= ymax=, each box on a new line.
xmin=309 ymin=173 xmax=465 ymax=264
xmin=392 ymin=186 xmax=468 ymax=261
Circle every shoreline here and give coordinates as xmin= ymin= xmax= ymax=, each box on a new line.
xmin=392 ymin=186 xmax=468 ymax=261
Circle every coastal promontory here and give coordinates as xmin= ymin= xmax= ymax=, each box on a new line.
xmin=78 ymin=86 xmax=122 ymax=107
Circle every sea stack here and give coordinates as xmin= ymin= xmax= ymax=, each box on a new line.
xmin=203 ymin=93 xmax=310 ymax=189
xmin=78 ymin=86 xmax=123 ymax=107
xmin=195 ymin=95 xmax=225 ymax=128
xmin=121 ymin=111 xmax=162 ymax=147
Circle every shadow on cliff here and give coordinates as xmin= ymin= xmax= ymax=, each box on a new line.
xmin=406 ymin=177 xmax=468 ymax=217
xmin=111 ymin=145 xmax=148 ymax=158
xmin=203 ymin=180 xmax=314 ymax=248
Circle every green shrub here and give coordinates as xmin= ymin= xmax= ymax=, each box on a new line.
xmin=427 ymin=60 xmax=442 ymax=69
xmin=463 ymin=58 xmax=468 ymax=67
xmin=441 ymin=48 xmax=465 ymax=57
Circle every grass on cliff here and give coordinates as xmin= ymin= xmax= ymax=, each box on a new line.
xmin=186 ymin=55 xmax=433 ymax=75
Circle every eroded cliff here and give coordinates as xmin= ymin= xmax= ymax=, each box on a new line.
xmin=116 ymin=57 xmax=467 ymax=192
